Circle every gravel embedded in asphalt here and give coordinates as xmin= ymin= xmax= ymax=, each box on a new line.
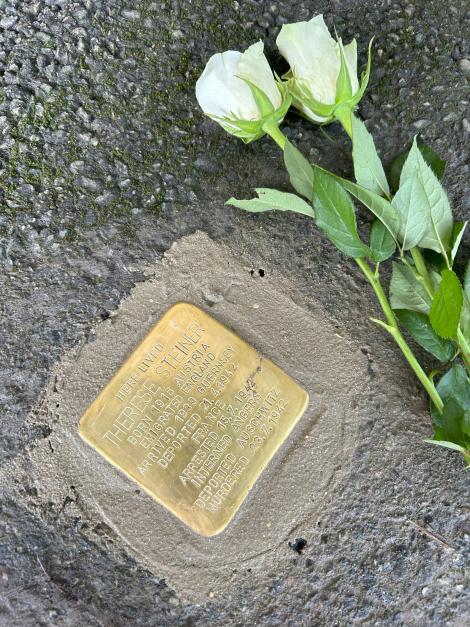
xmin=0 ymin=1 xmax=469 ymax=625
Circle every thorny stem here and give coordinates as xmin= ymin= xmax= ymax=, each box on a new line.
xmin=355 ymin=257 xmax=444 ymax=414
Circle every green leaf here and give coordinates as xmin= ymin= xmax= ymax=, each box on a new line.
xmin=368 ymin=219 xmax=396 ymax=262
xmin=421 ymin=249 xmax=447 ymax=273
xmin=323 ymin=170 xmax=400 ymax=240
xmin=431 ymin=363 xmax=470 ymax=424
xmin=283 ymin=140 xmax=314 ymax=201
xmin=226 ymin=188 xmax=314 ymax=217
xmin=427 ymin=398 xmax=470 ymax=465
xmin=450 ymin=221 xmax=467 ymax=264
xmin=459 ymin=295 xmax=470 ymax=341
xmin=440 ymin=399 xmax=466 ymax=445
xmin=389 ymin=142 xmax=446 ymax=193
xmin=335 ymin=38 xmax=353 ymax=102
xmin=419 ymin=144 xmax=447 ymax=180
xmin=430 ymin=269 xmax=443 ymax=292
xmin=465 ymin=261 xmax=470 ymax=300
xmin=312 ymin=168 xmax=369 ymax=258
xmin=389 ymin=262 xmax=432 ymax=314
xmin=351 ymin=116 xmax=390 ymax=197
xmin=395 ymin=309 xmax=455 ymax=362
xmin=429 ymin=269 xmax=463 ymax=339
xmin=425 ymin=437 xmax=467 ymax=454
xmin=400 ymin=138 xmax=453 ymax=258
xmin=442 ymin=399 xmax=466 ymax=444
xmin=391 ymin=176 xmax=428 ymax=250
xmin=462 ymin=264 xmax=470 ymax=340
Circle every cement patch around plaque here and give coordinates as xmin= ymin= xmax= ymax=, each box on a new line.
xmin=4 ymin=231 xmax=368 ymax=602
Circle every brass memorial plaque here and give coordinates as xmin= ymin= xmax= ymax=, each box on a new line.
xmin=79 ymin=302 xmax=309 ymax=536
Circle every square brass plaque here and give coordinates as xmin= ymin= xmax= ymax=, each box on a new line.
xmin=79 ymin=302 xmax=309 ymax=536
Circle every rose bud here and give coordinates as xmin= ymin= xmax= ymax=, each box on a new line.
xmin=276 ymin=15 xmax=372 ymax=136
xmin=196 ymin=41 xmax=291 ymax=147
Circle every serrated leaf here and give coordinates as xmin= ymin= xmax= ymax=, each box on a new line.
xmin=395 ymin=309 xmax=455 ymax=362
xmin=392 ymin=176 xmax=428 ymax=250
xmin=419 ymin=144 xmax=447 ymax=180
xmin=426 ymin=359 xmax=470 ymax=465
xmin=283 ymin=140 xmax=314 ymax=201
xmin=426 ymin=416 xmax=470 ymax=465
xmin=322 ymin=169 xmax=400 ymax=240
xmin=436 ymin=398 xmax=469 ymax=447
xmin=421 ymin=249 xmax=448 ymax=273
xmin=351 ymin=116 xmax=390 ymax=197
xmin=226 ymin=188 xmax=314 ymax=217
xmin=400 ymin=138 xmax=453 ymax=257
xmin=450 ymin=221 xmax=467 ymax=264
xmin=389 ymin=262 xmax=432 ymax=313
xmin=425 ymin=438 xmax=467 ymax=454
xmin=312 ymin=168 xmax=369 ymax=258
xmin=389 ymin=142 xmax=446 ymax=193
xmin=463 ymin=409 xmax=470 ymax=437
xmin=431 ymin=363 xmax=470 ymax=425
xmin=429 ymin=269 xmax=463 ymax=339
xmin=462 ymin=265 xmax=470 ymax=341
xmin=368 ymin=219 xmax=396 ymax=262
xmin=430 ymin=269 xmax=443 ymax=292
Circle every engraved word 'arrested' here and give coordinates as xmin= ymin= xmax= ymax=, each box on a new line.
xmin=179 ymin=431 xmax=233 ymax=488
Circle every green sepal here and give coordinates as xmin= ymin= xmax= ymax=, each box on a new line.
xmin=212 ymin=114 xmax=265 ymax=143
xmin=212 ymin=80 xmax=291 ymax=144
xmin=335 ymin=38 xmax=353 ymax=103
xmin=350 ymin=37 xmax=374 ymax=105
xmin=241 ymin=77 xmax=275 ymax=117
xmin=286 ymin=38 xmax=372 ymax=125
xmin=271 ymin=80 xmax=292 ymax=123
xmin=288 ymin=78 xmax=336 ymax=119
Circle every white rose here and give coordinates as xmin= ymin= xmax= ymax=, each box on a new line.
xmin=276 ymin=15 xmax=371 ymax=131
xmin=196 ymin=41 xmax=290 ymax=143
